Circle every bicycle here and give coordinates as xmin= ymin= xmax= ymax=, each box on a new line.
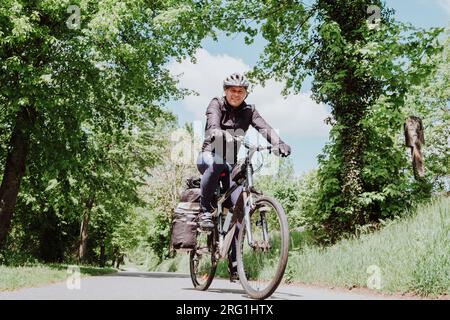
xmin=189 ymin=137 xmax=290 ymax=300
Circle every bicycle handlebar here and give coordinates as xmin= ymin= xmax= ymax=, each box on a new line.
xmin=232 ymin=135 xmax=272 ymax=152
xmin=230 ymin=136 xmax=274 ymax=166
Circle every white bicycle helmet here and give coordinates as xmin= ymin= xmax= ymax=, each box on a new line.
xmin=223 ymin=72 xmax=250 ymax=90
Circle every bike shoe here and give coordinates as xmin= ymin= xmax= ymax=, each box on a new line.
xmin=199 ymin=212 xmax=214 ymax=230
xmin=228 ymin=260 xmax=239 ymax=282
xmin=229 ymin=271 xmax=239 ymax=282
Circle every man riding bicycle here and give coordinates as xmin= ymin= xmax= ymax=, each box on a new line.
xmin=196 ymin=72 xmax=291 ymax=280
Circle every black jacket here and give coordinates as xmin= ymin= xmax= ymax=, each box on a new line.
xmin=201 ymin=97 xmax=283 ymax=164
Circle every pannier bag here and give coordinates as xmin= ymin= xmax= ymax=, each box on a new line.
xmin=170 ymin=177 xmax=202 ymax=250
xmin=180 ymin=188 xmax=201 ymax=203
xmin=171 ymin=203 xmax=201 ymax=250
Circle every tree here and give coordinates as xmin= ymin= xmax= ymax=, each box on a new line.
xmin=214 ymin=0 xmax=444 ymax=242
xmin=74 ymin=115 xmax=173 ymax=262
xmin=138 ymin=124 xmax=200 ymax=261
xmin=0 ymin=0 xmax=216 ymax=252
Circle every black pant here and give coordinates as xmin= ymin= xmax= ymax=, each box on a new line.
xmin=196 ymin=151 xmax=242 ymax=213
xmin=197 ymin=151 xmax=241 ymax=270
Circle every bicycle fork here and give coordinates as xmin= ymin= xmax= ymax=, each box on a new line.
xmin=243 ymin=191 xmax=271 ymax=251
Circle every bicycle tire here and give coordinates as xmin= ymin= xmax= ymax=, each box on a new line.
xmin=189 ymin=227 xmax=218 ymax=290
xmin=236 ymin=195 xmax=289 ymax=300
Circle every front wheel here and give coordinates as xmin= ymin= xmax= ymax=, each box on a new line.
xmin=189 ymin=227 xmax=218 ymax=290
xmin=236 ymin=196 xmax=289 ymax=300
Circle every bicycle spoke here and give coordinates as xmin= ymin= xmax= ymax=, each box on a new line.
xmin=237 ymin=196 xmax=289 ymax=299
xmin=190 ymin=228 xmax=217 ymax=290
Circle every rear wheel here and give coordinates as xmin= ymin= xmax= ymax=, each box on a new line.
xmin=236 ymin=196 xmax=289 ymax=299
xmin=189 ymin=227 xmax=218 ymax=290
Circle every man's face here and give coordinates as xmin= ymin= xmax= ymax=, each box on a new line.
xmin=225 ymin=86 xmax=247 ymax=108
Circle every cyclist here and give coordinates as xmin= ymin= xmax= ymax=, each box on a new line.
xmin=196 ymin=72 xmax=291 ymax=280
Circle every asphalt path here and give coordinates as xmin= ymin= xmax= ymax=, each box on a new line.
xmin=0 ymin=270 xmax=394 ymax=300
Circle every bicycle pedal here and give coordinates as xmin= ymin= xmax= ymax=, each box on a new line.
xmin=229 ymin=274 xmax=239 ymax=283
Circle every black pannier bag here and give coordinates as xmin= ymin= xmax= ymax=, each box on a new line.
xmin=171 ymin=202 xmax=201 ymax=250
xmin=170 ymin=177 xmax=202 ymax=250
xmin=180 ymin=188 xmax=201 ymax=203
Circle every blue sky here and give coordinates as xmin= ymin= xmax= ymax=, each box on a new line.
xmin=168 ymin=0 xmax=449 ymax=175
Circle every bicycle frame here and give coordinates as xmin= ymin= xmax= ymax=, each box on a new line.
xmin=212 ymin=140 xmax=272 ymax=257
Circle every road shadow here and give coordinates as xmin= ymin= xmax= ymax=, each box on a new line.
xmin=183 ymin=286 xmax=302 ymax=300
xmin=271 ymin=291 xmax=304 ymax=299
xmin=111 ymin=271 xmax=190 ymax=279
xmin=109 ymin=271 xmax=304 ymax=300
xmin=45 ymin=264 xmax=117 ymax=276
xmin=184 ymin=287 xmax=247 ymax=296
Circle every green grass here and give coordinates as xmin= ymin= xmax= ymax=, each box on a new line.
xmin=0 ymin=264 xmax=117 ymax=291
xmin=286 ymin=196 xmax=449 ymax=297
xmin=152 ymin=252 xmax=191 ymax=273
xmin=156 ymin=197 xmax=449 ymax=298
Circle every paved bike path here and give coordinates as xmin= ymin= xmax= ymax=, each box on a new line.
xmin=0 ymin=271 xmax=395 ymax=300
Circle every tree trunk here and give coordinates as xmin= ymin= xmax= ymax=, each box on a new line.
xmin=335 ymin=98 xmax=367 ymax=227
xmin=0 ymin=107 xmax=36 ymax=250
xmin=78 ymin=198 xmax=94 ymax=262
xmin=341 ymin=124 xmax=365 ymax=225
xmin=99 ymin=240 xmax=106 ymax=267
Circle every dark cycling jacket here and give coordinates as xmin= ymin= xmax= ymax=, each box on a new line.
xmin=201 ymin=97 xmax=283 ymax=164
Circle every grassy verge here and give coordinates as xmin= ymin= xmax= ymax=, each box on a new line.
xmin=0 ymin=264 xmax=117 ymax=291
xmin=286 ymin=196 xmax=449 ymax=298
xmin=156 ymin=197 xmax=448 ymax=298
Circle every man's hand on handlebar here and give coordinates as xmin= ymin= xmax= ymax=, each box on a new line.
xmin=273 ymin=142 xmax=291 ymax=157
xmin=210 ymin=130 xmax=290 ymax=157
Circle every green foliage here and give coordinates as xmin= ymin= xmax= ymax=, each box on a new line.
xmin=0 ymin=1 xmax=216 ymax=264
xmin=146 ymin=208 xmax=173 ymax=261
xmin=127 ymin=124 xmax=199 ymax=263
xmin=216 ymin=0 xmax=446 ymax=243
xmin=309 ymin=7 xmax=444 ymax=243
xmin=402 ymin=34 xmax=450 ymax=192
xmin=255 ymin=159 xmax=302 ymax=227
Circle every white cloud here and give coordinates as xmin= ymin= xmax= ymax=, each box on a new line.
xmin=438 ymin=0 xmax=450 ymax=15
xmin=418 ymin=0 xmax=450 ymax=16
xmin=436 ymin=0 xmax=450 ymax=15
xmin=250 ymin=80 xmax=330 ymax=137
xmin=168 ymin=48 xmax=330 ymax=139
